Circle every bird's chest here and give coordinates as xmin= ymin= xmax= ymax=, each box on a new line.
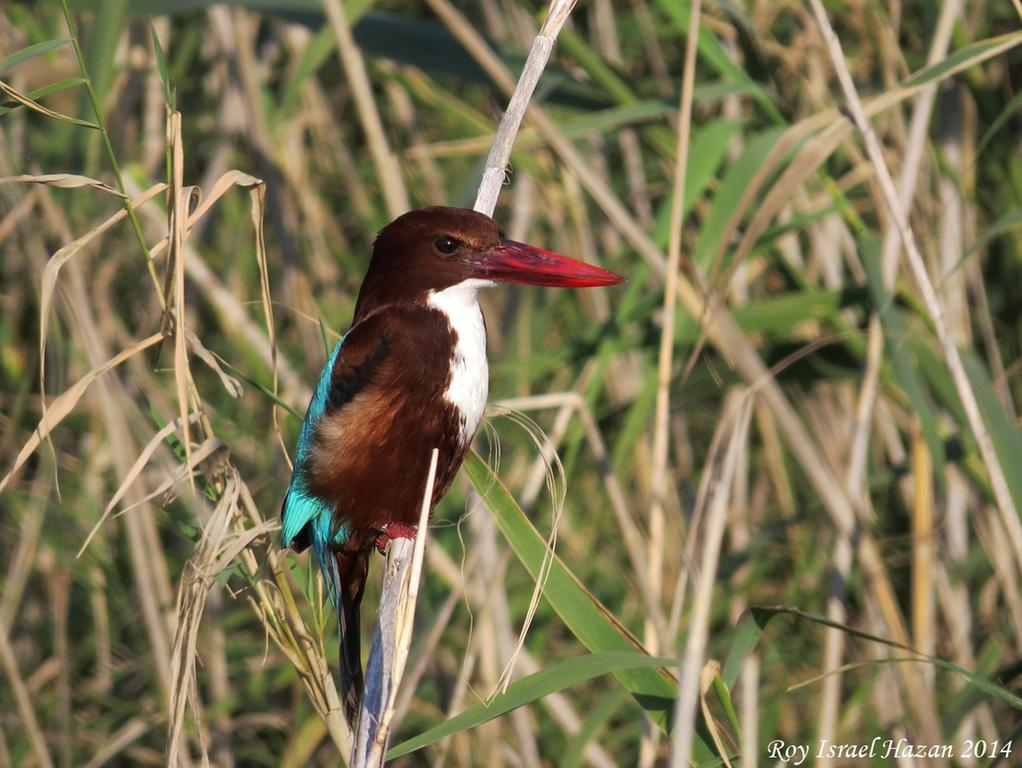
xmin=427 ymin=283 xmax=489 ymax=446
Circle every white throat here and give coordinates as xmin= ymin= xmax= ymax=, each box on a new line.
xmin=426 ymin=279 xmax=492 ymax=443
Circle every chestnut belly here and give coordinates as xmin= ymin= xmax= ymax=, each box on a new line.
xmin=304 ymin=387 xmax=471 ymax=533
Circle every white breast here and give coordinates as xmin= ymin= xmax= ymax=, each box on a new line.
xmin=426 ymin=279 xmax=492 ymax=443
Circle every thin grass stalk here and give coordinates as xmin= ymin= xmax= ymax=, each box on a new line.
xmin=670 ymin=394 xmax=752 ymax=768
xmin=322 ymin=0 xmax=409 ymax=218
xmin=878 ymin=0 xmax=961 ymax=287
xmin=817 ymin=319 xmax=883 ymax=763
xmin=647 ymin=0 xmax=702 ymax=668
xmin=0 ymin=621 xmax=55 ymax=768
xmin=473 ymin=0 xmax=576 ymax=216
xmin=808 ymin=0 xmax=1022 ymax=572
xmin=57 ymin=0 xmax=163 ymax=307
xmin=491 ymin=394 xmax=669 ymax=641
xmin=910 ymin=428 xmax=935 ymax=686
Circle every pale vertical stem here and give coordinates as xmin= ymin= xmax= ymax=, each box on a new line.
xmin=472 ymin=0 xmax=576 ymax=217
xmin=351 ymin=450 xmax=438 ymax=767
xmin=817 ymin=317 xmax=882 ymax=765
xmin=45 ymin=556 xmax=72 ymax=768
xmin=670 ymin=396 xmax=752 ymax=768
xmin=647 ymin=0 xmax=702 ymax=651
xmin=739 ymin=655 xmax=760 ymax=768
xmin=0 ymin=622 xmax=55 ymax=768
xmin=817 ymin=533 xmax=853 ymax=768
xmin=207 ymin=587 xmax=235 ymax=768
xmin=878 ymin=0 xmax=962 ymax=288
xmin=943 ymin=470 xmax=979 ymax=765
xmin=809 ymin=0 xmax=1022 ymax=574
xmin=642 ymin=1 xmax=701 ymax=758
xmin=911 ymin=429 xmax=936 ymax=688
xmin=322 ymin=0 xmax=409 ymax=218
xmin=818 ymin=5 xmax=960 ymax=754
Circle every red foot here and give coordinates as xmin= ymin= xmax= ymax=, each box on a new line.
xmin=373 ymin=522 xmax=419 ymax=552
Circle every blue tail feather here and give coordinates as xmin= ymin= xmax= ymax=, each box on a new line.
xmin=281 ymin=337 xmax=347 ymax=552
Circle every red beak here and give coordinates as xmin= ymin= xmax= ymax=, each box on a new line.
xmin=469 ymin=238 xmax=625 ymax=287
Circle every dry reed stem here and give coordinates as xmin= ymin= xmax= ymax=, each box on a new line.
xmin=167 ymin=472 xmax=242 ymax=767
xmin=0 ymin=620 xmax=55 ymax=768
xmin=351 ymin=449 xmax=438 ymax=766
xmin=808 ymin=0 xmax=1022 ymax=571
xmin=817 ymin=319 xmax=883 ymax=762
xmin=168 ymin=111 xmax=197 ymax=492
xmin=322 ymin=0 xmax=409 ymax=218
xmin=473 ymin=0 xmax=576 ymax=216
xmin=817 ymin=7 xmax=960 ymax=748
xmin=670 ymin=394 xmax=752 ymax=768
xmin=0 ymin=333 xmax=164 ymax=493
xmin=878 ymin=0 xmax=961 ymax=287
xmin=648 ymin=0 xmax=702 ymax=664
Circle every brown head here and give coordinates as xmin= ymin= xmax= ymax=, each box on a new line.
xmin=352 ymin=206 xmax=623 ymax=321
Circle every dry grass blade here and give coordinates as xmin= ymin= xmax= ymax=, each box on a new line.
xmin=486 ymin=407 xmax=566 ymax=696
xmin=0 ymin=333 xmax=163 ymax=493
xmin=76 ymin=412 xmax=203 ymax=558
xmin=670 ymin=395 xmax=752 ymax=768
xmin=167 ymin=471 xmax=242 ymax=768
xmin=185 ymin=330 xmax=243 ymax=398
xmin=80 ymin=719 xmax=150 ymax=768
xmin=648 ymin=0 xmax=702 ymax=662
xmin=107 ymin=438 xmax=226 ymax=522
xmin=0 ymin=77 xmax=98 ymax=128
xmin=167 ymin=112 xmax=197 ymax=492
xmin=322 ymin=0 xmax=409 ymax=217
xmin=37 ymin=183 xmax=167 ymax=434
xmin=808 ymin=0 xmax=1022 ymax=569
xmin=0 ymin=173 xmax=124 ymax=195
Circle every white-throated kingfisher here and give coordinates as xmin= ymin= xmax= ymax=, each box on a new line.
xmin=280 ymin=207 xmax=623 ymax=724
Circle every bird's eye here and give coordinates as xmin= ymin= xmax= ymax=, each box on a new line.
xmin=434 ymin=236 xmax=459 ymax=256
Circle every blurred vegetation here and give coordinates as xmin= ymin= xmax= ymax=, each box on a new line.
xmin=2 ymin=0 xmax=1022 ymax=766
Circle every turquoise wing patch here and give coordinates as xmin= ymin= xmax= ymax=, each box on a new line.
xmin=281 ymin=337 xmax=346 ymax=549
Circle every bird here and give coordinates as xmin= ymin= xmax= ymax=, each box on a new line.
xmin=280 ymin=206 xmax=623 ymax=725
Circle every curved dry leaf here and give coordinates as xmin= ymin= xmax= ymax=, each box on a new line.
xmin=0 ymin=173 xmax=125 ymax=196
xmin=185 ymin=330 xmax=243 ymax=398
xmin=0 ymin=333 xmax=163 ymax=494
xmin=168 ymin=470 xmax=241 ymax=768
xmin=0 ymin=78 xmax=98 ymax=128
xmin=77 ymin=411 xmax=205 ymax=558
xmin=39 ymin=183 xmax=166 ymax=419
xmin=143 ymin=170 xmax=266 ymax=266
xmin=108 ymin=438 xmax=227 ymax=522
